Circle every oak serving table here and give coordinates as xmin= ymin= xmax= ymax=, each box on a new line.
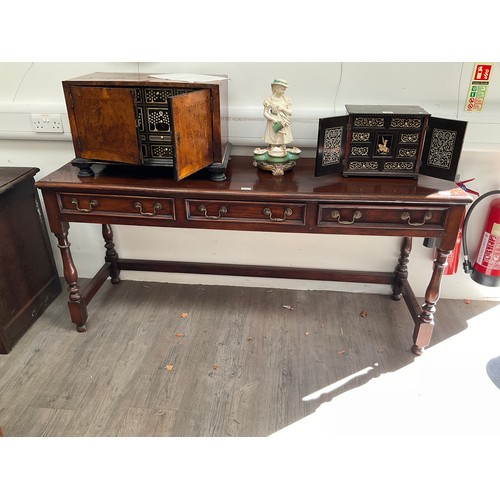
xmin=36 ymin=156 xmax=472 ymax=355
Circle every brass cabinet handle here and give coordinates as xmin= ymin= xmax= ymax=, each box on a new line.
xmin=199 ymin=205 xmax=227 ymax=219
xmin=134 ymin=201 xmax=162 ymax=216
xmin=401 ymin=211 xmax=432 ymax=226
xmin=263 ymin=207 xmax=293 ymax=222
xmin=331 ymin=209 xmax=362 ymax=224
xmin=71 ymin=198 xmax=98 ymax=212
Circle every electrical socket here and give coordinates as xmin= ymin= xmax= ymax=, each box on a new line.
xmin=31 ymin=113 xmax=64 ymax=133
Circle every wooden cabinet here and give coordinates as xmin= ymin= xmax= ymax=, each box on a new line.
xmin=315 ymin=105 xmax=467 ymax=180
xmin=63 ymin=72 xmax=231 ymax=181
xmin=0 ymin=167 xmax=61 ymax=353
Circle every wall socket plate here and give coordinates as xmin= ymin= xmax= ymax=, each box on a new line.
xmin=31 ymin=113 xmax=64 ymax=133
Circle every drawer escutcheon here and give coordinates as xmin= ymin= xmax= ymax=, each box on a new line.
xmin=199 ymin=205 xmax=228 ymax=219
xmin=133 ymin=201 xmax=163 ymax=216
xmin=71 ymin=198 xmax=98 ymax=212
xmin=331 ymin=209 xmax=362 ymax=225
xmin=401 ymin=211 xmax=432 ymax=226
xmin=263 ymin=207 xmax=293 ymax=222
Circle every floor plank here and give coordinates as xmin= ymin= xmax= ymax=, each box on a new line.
xmin=0 ymin=278 xmax=497 ymax=437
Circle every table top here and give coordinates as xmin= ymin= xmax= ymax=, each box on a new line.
xmin=36 ymin=156 xmax=472 ymax=206
xmin=0 ymin=166 xmax=39 ymax=195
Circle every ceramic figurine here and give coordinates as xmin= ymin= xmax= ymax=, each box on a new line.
xmin=253 ymin=78 xmax=301 ymax=175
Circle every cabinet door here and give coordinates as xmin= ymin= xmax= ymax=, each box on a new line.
xmin=314 ymin=115 xmax=349 ymax=176
xmin=419 ymin=116 xmax=467 ymax=181
xmin=170 ymin=89 xmax=213 ymax=180
xmin=68 ymin=86 xmax=141 ymax=165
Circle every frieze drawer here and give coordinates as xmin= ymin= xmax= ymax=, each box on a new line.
xmin=317 ymin=204 xmax=448 ymax=229
xmin=58 ymin=193 xmax=175 ymax=220
xmin=186 ymin=199 xmax=306 ymax=225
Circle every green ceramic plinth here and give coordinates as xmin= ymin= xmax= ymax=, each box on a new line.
xmin=253 ymin=148 xmax=301 ymax=176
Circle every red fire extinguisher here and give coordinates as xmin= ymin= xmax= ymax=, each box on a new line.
xmin=462 ymin=190 xmax=500 ymax=287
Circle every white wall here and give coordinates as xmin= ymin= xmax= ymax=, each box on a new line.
xmin=1 ymin=62 xmax=499 ymax=300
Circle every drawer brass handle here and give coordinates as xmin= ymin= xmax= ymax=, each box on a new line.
xmin=401 ymin=211 xmax=432 ymax=226
xmin=134 ymin=201 xmax=162 ymax=216
xmin=71 ymin=198 xmax=98 ymax=212
xmin=199 ymin=205 xmax=228 ymax=219
xmin=263 ymin=207 xmax=293 ymax=222
xmin=331 ymin=209 xmax=362 ymax=224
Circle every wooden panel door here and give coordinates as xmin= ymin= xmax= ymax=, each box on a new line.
xmin=170 ymin=89 xmax=213 ymax=180
xmin=419 ymin=116 xmax=467 ymax=181
xmin=314 ymin=115 xmax=349 ymax=177
xmin=68 ymin=86 xmax=141 ymax=165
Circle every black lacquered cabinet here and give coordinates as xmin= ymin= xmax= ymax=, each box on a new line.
xmin=315 ymin=105 xmax=467 ymax=181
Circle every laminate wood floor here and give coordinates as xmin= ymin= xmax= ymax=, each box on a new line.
xmin=0 ymin=279 xmax=497 ymax=437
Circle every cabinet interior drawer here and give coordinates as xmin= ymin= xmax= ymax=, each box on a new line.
xmin=186 ymin=199 xmax=306 ymax=225
xmin=58 ymin=193 xmax=175 ymax=219
xmin=317 ymin=204 xmax=448 ymax=229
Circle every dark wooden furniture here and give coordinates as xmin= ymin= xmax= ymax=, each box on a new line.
xmin=36 ymin=156 xmax=472 ymax=355
xmin=63 ymin=72 xmax=231 ymax=181
xmin=0 ymin=167 xmax=61 ymax=354
xmin=315 ymin=104 xmax=467 ymax=180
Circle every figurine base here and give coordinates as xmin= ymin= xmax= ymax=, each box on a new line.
xmin=253 ymin=147 xmax=301 ymax=176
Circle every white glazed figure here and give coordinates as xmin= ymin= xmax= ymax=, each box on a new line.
xmin=263 ymin=79 xmax=293 ymax=156
xmin=253 ymin=78 xmax=301 ymax=175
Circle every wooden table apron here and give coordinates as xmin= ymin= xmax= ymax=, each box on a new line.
xmin=36 ymin=156 xmax=472 ymax=355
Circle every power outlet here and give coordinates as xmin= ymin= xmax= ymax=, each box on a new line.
xmin=31 ymin=113 xmax=64 ymax=133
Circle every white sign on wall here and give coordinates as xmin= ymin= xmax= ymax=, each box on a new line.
xmin=465 ymin=63 xmax=494 ymax=112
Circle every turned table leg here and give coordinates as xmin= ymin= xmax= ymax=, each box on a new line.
xmin=102 ymin=224 xmax=121 ymax=284
xmin=55 ymin=223 xmax=88 ymax=332
xmin=412 ymin=248 xmax=450 ymax=355
xmin=392 ymin=236 xmax=412 ymax=300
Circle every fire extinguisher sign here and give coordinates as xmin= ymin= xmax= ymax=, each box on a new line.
xmin=466 ymin=63 xmax=494 ymax=112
